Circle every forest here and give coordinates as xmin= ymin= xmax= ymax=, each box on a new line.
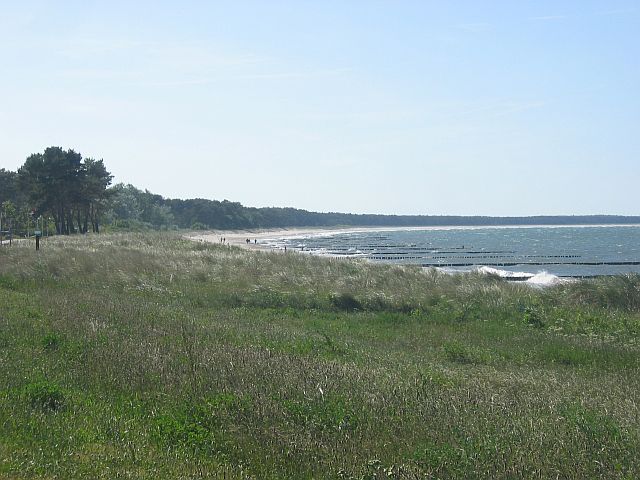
xmin=2 ymin=147 xmax=639 ymax=235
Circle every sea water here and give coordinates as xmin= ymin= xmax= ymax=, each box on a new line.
xmin=261 ymin=225 xmax=640 ymax=284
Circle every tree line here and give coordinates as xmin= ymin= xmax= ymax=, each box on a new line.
xmin=2 ymin=146 xmax=639 ymax=236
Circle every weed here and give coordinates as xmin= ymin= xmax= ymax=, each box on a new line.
xmin=523 ymin=306 xmax=545 ymax=328
xmin=24 ymin=381 xmax=66 ymax=412
xmin=282 ymin=394 xmax=356 ymax=432
xmin=442 ymin=341 xmax=490 ymax=364
xmin=154 ymin=393 xmax=249 ymax=455
xmin=412 ymin=440 xmax=468 ymax=475
xmin=42 ymin=332 xmax=63 ymax=350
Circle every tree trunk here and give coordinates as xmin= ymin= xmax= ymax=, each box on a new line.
xmin=66 ymin=212 xmax=74 ymax=234
xmin=76 ymin=209 xmax=84 ymax=233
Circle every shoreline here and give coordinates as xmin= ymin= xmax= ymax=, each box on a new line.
xmin=185 ymin=225 xmax=639 ymax=286
xmin=186 ymin=223 xmax=640 ymax=252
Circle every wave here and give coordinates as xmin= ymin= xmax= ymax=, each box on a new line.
xmin=526 ymin=271 xmax=566 ymax=286
xmin=434 ymin=265 xmax=565 ymax=287
xmin=477 ymin=266 xmax=565 ymax=286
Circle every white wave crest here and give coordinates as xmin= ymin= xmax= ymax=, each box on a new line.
xmin=525 ymin=271 xmax=566 ymax=286
xmin=474 ymin=266 xmax=564 ymax=286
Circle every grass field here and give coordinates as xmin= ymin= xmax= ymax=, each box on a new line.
xmin=1 ymin=232 xmax=639 ymax=479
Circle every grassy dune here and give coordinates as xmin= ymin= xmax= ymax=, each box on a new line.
xmin=1 ymin=233 xmax=639 ymax=479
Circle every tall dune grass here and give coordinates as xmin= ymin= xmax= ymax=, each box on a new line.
xmin=0 ymin=232 xmax=639 ymax=478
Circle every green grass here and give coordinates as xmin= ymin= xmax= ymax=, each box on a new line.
xmin=1 ymin=232 xmax=639 ymax=478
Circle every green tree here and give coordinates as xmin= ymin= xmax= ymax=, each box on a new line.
xmin=106 ymin=183 xmax=143 ymax=228
xmin=18 ymin=147 xmax=112 ymax=234
xmin=0 ymin=169 xmax=25 ymax=207
xmin=78 ymin=158 xmax=113 ymax=233
xmin=1 ymin=200 xmax=17 ymax=242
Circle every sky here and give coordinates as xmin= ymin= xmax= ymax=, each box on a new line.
xmin=0 ymin=1 xmax=638 ymax=216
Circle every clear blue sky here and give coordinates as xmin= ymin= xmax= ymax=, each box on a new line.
xmin=1 ymin=1 xmax=638 ymax=215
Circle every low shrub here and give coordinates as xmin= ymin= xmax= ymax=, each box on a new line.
xmin=24 ymin=381 xmax=66 ymax=412
xmin=330 ymin=293 xmax=362 ymax=312
xmin=42 ymin=332 xmax=63 ymax=350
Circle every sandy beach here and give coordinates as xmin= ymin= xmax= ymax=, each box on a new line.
xmin=186 ymin=225 xmax=452 ymax=251
xmin=185 ymin=226 xmax=373 ymax=251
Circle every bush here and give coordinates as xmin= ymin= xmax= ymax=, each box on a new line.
xmin=42 ymin=332 xmax=62 ymax=350
xmin=154 ymin=394 xmax=249 ymax=454
xmin=523 ymin=306 xmax=545 ymax=328
xmin=330 ymin=293 xmax=362 ymax=312
xmin=24 ymin=381 xmax=65 ymax=412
